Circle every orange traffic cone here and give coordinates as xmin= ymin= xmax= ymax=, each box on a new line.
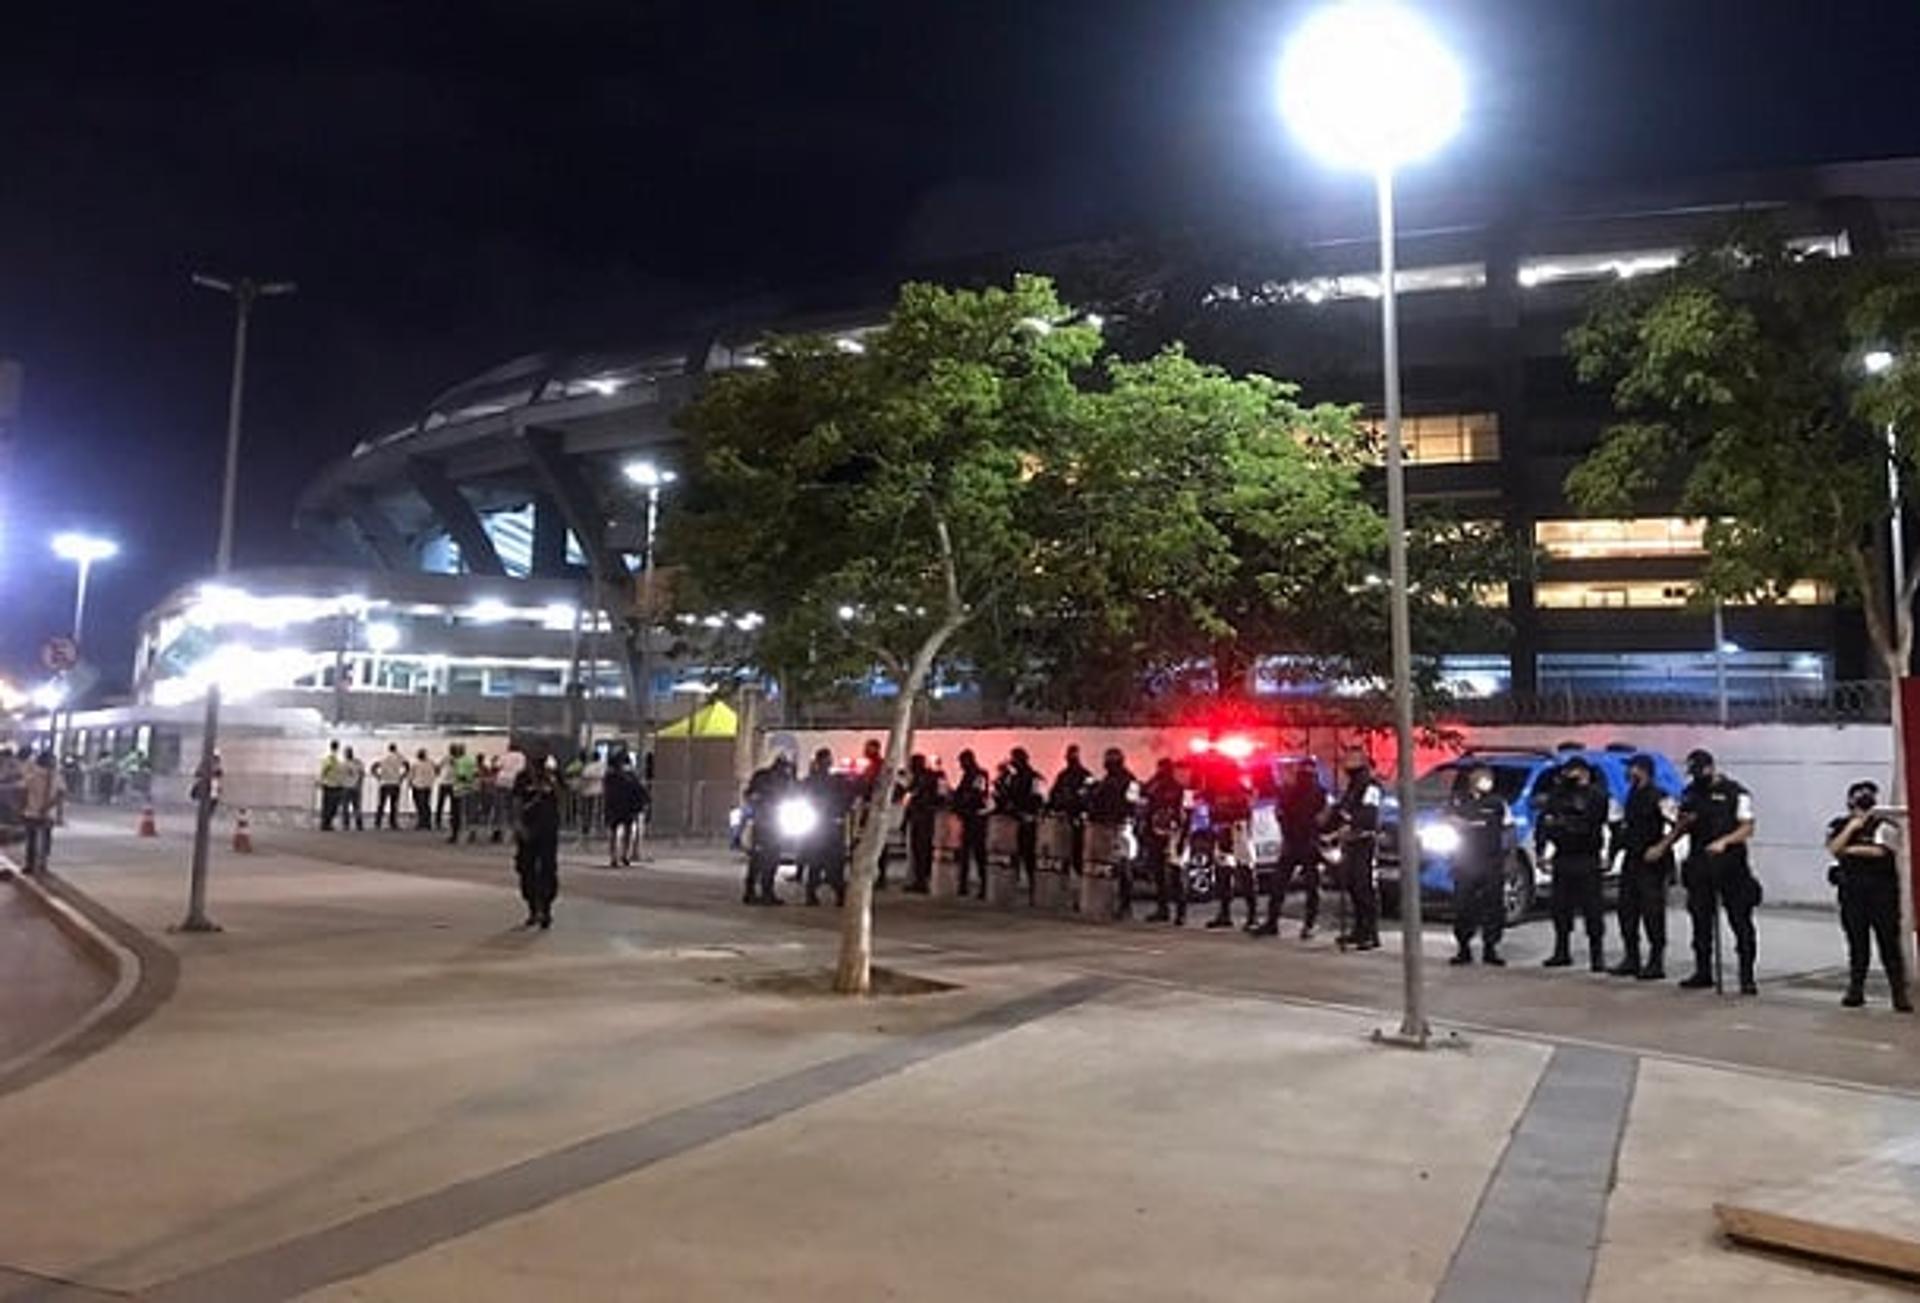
xmin=137 ymin=805 xmax=157 ymax=838
xmin=232 ymin=809 xmax=254 ymax=854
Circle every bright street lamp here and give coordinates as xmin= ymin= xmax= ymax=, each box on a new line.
xmin=50 ymin=531 xmax=118 ymax=647
xmin=1866 ymin=349 xmax=1896 ymax=376
xmin=1281 ymin=2 xmax=1464 ymax=1049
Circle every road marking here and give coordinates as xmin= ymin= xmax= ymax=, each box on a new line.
xmin=130 ymin=976 xmax=1113 ymax=1303
xmin=1433 ymin=1046 xmax=1637 ymax=1303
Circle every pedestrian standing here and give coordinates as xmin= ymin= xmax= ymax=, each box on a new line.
xmin=340 ymin=746 xmax=367 ymax=830
xmin=1826 ymin=780 xmax=1913 ymax=1012
xmin=1660 ymin=749 xmax=1759 ymax=995
xmin=1049 ymin=745 xmax=1093 ymax=881
xmin=318 ymin=739 xmax=346 ymax=831
xmin=604 ymin=749 xmax=645 ymax=867
xmin=577 ymin=750 xmax=606 ymax=841
xmin=511 ymin=752 xmax=562 ymax=929
xmin=409 ymin=748 xmax=437 ymax=830
xmin=901 ymin=754 xmax=943 ymax=894
xmin=1611 ymin=755 xmax=1675 ymax=980
xmin=446 ymin=743 xmax=478 ymax=844
xmin=1448 ymin=766 xmax=1510 ymax=966
xmin=1328 ymin=746 xmax=1384 ymax=951
xmin=1536 ymin=757 xmax=1612 ymax=972
xmin=372 ymin=744 xmax=409 ymax=829
xmin=20 ymin=750 xmax=66 ymax=876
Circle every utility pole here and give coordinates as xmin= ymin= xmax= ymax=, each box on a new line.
xmin=182 ymin=274 xmax=295 ymax=933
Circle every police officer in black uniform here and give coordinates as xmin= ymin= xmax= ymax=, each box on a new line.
xmin=1199 ymin=757 xmax=1258 ymax=931
xmin=1825 ymin=780 xmax=1913 ymax=1012
xmin=1611 ymin=755 xmax=1675 ymax=980
xmin=1085 ymin=749 xmax=1141 ymax=915
xmin=742 ymin=755 xmax=796 ymax=906
xmin=1050 ymin=745 xmax=1093 ymax=881
xmin=800 ymin=748 xmax=855 ymax=908
xmin=1536 ymin=756 xmax=1612 ymax=973
xmin=951 ymin=749 xmax=991 ymax=899
xmin=1448 ymin=765 xmax=1509 ymax=966
xmin=900 ymin=754 xmax=943 ymax=894
xmin=1256 ymin=759 xmax=1327 ymax=939
xmin=1328 ymin=745 xmax=1384 ymax=950
xmin=1659 ymin=749 xmax=1759 ymax=994
xmin=1137 ymin=758 xmax=1187 ymax=924
xmin=995 ymin=748 xmax=1046 ymax=903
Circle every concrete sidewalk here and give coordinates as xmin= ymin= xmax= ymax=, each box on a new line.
xmin=0 ymin=880 xmax=111 ymax=1067
xmin=0 ymin=822 xmax=1913 ymax=1301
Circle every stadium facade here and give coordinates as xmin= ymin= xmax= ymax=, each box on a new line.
xmin=219 ymin=158 xmax=1920 ymax=721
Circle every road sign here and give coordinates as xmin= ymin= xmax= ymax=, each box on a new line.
xmin=41 ymin=636 xmax=78 ymax=672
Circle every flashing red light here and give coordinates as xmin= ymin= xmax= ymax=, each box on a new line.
xmin=1188 ymin=737 xmax=1213 ymax=755
xmin=1215 ymin=734 xmax=1257 ymax=762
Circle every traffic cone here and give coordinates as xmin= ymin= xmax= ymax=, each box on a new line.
xmin=232 ymin=809 xmax=254 ymax=854
xmin=137 ymin=805 xmax=157 ymax=838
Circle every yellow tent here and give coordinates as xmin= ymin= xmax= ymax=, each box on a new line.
xmin=655 ymin=699 xmax=738 ymax=739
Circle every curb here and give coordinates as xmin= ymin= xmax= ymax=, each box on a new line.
xmin=0 ymin=857 xmax=177 ymax=1097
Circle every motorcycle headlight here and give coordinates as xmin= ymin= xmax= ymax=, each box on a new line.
xmin=776 ymin=797 xmax=820 ymax=839
xmin=1418 ymin=823 xmax=1461 ymax=856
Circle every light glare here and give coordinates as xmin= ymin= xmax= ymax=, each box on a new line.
xmin=1279 ymin=3 xmax=1464 ymax=172
xmin=1866 ymin=350 xmax=1896 ymax=376
xmin=52 ymin=532 xmax=119 ymax=564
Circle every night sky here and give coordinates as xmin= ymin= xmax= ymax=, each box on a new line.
xmin=5 ymin=0 xmax=1920 ymax=692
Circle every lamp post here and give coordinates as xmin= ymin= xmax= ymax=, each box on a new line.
xmin=1864 ymin=348 xmax=1917 ymax=975
xmin=624 ymin=459 xmax=678 ymax=757
xmin=1281 ymin=1 xmax=1464 ymax=1047
xmin=182 ymin=274 xmax=295 ymax=933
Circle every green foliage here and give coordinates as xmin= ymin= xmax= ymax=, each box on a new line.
xmin=671 ymin=273 xmax=1512 ymax=716
xmin=1566 ymin=227 xmax=1920 ymax=655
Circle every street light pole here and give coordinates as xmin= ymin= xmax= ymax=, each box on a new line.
xmin=182 ymin=274 xmax=295 ymax=933
xmin=1282 ymin=2 xmax=1463 ymax=1049
xmin=1374 ymin=165 xmax=1429 ymax=1045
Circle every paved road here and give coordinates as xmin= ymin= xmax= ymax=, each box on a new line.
xmin=0 ymin=880 xmax=111 ymax=1066
xmin=255 ymin=823 xmax=1920 ymax=1093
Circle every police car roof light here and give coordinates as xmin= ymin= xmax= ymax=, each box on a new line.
xmin=1555 ymin=739 xmax=1587 ymax=752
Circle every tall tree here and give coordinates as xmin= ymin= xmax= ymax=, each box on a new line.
xmin=671 ymin=275 xmax=1393 ymax=992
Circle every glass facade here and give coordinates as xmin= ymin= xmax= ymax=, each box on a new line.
xmin=1534 ymin=580 xmax=1827 ymax=610
xmin=1364 ymin=412 xmax=1501 ymax=465
xmin=1538 ymin=651 xmax=1831 ymax=697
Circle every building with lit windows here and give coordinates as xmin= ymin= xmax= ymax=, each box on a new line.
xmin=283 ymin=158 xmax=1920 ymax=712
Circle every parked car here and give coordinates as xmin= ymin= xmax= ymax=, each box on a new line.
xmin=1376 ymin=742 xmax=1688 ymax=926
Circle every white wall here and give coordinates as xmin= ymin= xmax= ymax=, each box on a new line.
xmin=768 ymin=721 xmax=1892 ymax=907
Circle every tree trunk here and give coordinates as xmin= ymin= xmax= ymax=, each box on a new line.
xmin=833 ymin=621 xmax=964 ymax=995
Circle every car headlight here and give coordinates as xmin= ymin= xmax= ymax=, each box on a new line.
xmin=776 ymin=797 xmax=820 ymax=839
xmin=1418 ymin=822 xmax=1461 ymax=856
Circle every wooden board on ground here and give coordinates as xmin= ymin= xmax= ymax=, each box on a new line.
xmin=1714 ymin=1135 xmax=1920 ymax=1281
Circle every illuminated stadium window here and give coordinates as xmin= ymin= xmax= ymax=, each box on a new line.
xmin=1534 ymin=580 xmax=1828 ymax=610
xmin=1535 ymin=517 xmax=1706 ymax=560
xmin=1364 ymin=412 xmax=1500 ymax=465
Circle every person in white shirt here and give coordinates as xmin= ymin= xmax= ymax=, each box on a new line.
xmin=20 ymin=751 xmax=67 ymax=876
xmin=409 ymin=748 xmax=437 ymax=831
xmin=341 ymin=747 xmax=367 ymax=831
xmin=371 ymin=744 xmax=411 ymax=829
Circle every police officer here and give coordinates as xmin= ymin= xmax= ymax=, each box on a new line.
xmin=1658 ymin=749 xmax=1759 ymax=994
xmin=1328 ymin=745 xmax=1383 ymax=951
xmin=995 ymin=748 xmax=1046 ymax=903
xmin=1200 ymin=757 xmax=1258 ymax=931
xmin=1448 ymin=765 xmax=1510 ymax=966
xmin=1049 ymin=745 xmax=1093 ymax=879
xmin=510 ymin=751 xmax=563 ymax=929
xmin=1084 ymin=748 xmax=1140 ymax=915
xmin=951 ymin=750 xmax=992 ymax=899
xmin=800 ymin=749 xmax=854 ymax=908
xmin=1256 ymin=759 xmax=1327 ymax=939
xmin=1825 ymin=780 xmax=1913 ymax=1012
xmin=742 ymin=755 xmax=796 ymax=906
xmin=1136 ymin=757 xmax=1187 ymax=924
xmin=1536 ymin=756 xmax=1612 ymax=972
xmin=1611 ymin=755 xmax=1676 ymax=980
xmin=901 ymin=753 xmax=944 ymax=894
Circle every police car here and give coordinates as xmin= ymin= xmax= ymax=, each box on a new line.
xmin=1376 ymin=742 xmax=1687 ymax=926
